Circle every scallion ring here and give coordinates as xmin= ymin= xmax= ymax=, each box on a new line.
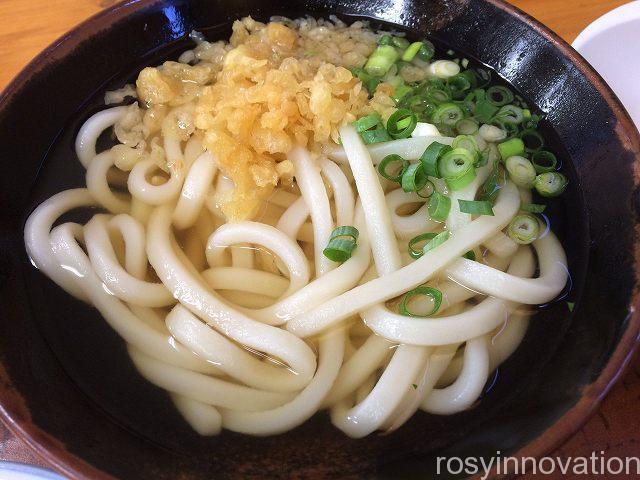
xmin=531 ymin=150 xmax=558 ymax=173
xmin=417 ymin=40 xmax=435 ymax=61
xmin=497 ymin=137 xmax=525 ymax=160
xmin=534 ymin=172 xmax=568 ymax=197
xmin=423 ymin=230 xmax=450 ymax=254
xmin=519 ymin=129 xmax=545 ymax=152
xmin=455 ymin=118 xmax=479 ymax=135
xmin=458 ymin=199 xmax=495 ymax=216
xmin=352 ymin=113 xmax=382 ymax=133
xmin=486 ymin=86 xmax=514 ymax=107
xmin=495 ymin=104 xmax=524 ymax=124
xmin=452 ymin=135 xmax=479 ymax=157
xmin=419 ymin=141 xmax=451 ymax=178
xmin=521 ymin=203 xmax=546 ymax=213
xmin=507 ymin=214 xmax=540 ymax=245
xmin=432 ymin=103 xmax=465 ymax=126
xmin=505 ymin=155 xmax=537 ymax=188
xmin=399 ymin=286 xmax=443 ymax=317
xmin=438 ymin=148 xmax=477 ymax=190
xmin=428 ymin=191 xmax=451 ymax=222
xmin=387 ymin=108 xmax=418 ymax=139
xmin=401 ymin=163 xmax=429 ymax=193
xmin=402 ymin=41 xmax=423 ymax=62
xmin=323 ymin=226 xmax=359 ymax=262
xmin=408 ymin=232 xmax=437 ymax=259
xmin=378 ymin=154 xmax=409 ymax=182
xmin=361 ymin=127 xmax=392 ymax=144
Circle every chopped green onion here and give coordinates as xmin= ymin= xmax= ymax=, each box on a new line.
xmin=519 ymin=129 xmax=545 ymax=152
xmin=378 ymin=154 xmax=409 ymax=182
xmin=402 ymin=41 xmax=423 ymax=61
xmin=391 ymin=36 xmax=410 ymax=49
xmin=419 ymin=142 xmax=451 ymax=177
xmin=534 ymin=172 xmax=568 ymax=197
xmin=505 ymin=155 xmax=537 ymax=188
xmin=523 ymin=108 xmax=532 ymax=120
xmin=401 ymin=163 xmax=428 ymax=193
xmin=463 ymin=250 xmax=476 ymax=261
xmin=423 ymin=231 xmax=450 ymax=254
xmin=531 ymin=150 xmax=558 ymax=173
xmin=479 ymin=161 xmax=507 ymax=202
xmin=393 ymin=84 xmax=413 ymax=103
xmin=432 ymin=103 xmax=465 ymax=126
xmin=447 ymin=73 xmax=472 ymax=99
xmin=365 ymin=45 xmax=400 ymax=77
xmin=498 ymin=137 xmax=525 ymax=160
xmin=323 ymin=226 xmax=359 ymax=262
xmin=521 ymin=203 xmax=546 ymax=213
xmin=425 ymin=87 xmax=452 ymax=105
xmin=486 ymin=86 xmax=514 ymax=106
xmin=507 ymin=214 xmax=540 ymax=244
xmin=408 ymin=232 xmax=437 ymax=259
xmin=479 ymin=124 xmax=507 ymax=142
xmin=399 ymin=286 xmax=443 ymax=317
xmin=452 ymin=135 xmax=479 ymax=157
xmin=378 ymin=34 xmax=393 ymax=46
xmin=567 ymin=302 xmax=575 ymax=312
xmin=438 ymin=148 xmax=477 ymax=190
xmin=350 ymin=67 xmax=381 ymax=94
xmin=353 ymin=113 xmax=382 ymax=133
xmin=417 ymin=40 xmax=435 ymax=61
xmin=456 ymin=118 xmax=479 ymax=135
xmin=412 ymin=383 xmax=418 ymax=389
xmin=361 ymin=127 xmax=392 ymax=144
xmin=387 ymin=108 xmax=418 ymax=139
xmin=458 ymin=199 xmax=495 ymax=216
xmin=428 ymin=191 xmax=451 ymax=222
xmin=495 ymin=104 xmax=524 ymax=124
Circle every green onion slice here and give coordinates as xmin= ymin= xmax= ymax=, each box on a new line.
xmin=486 ymin=86 xmax=515 ymax=106
xmin=498 ymin=137 xmax=525 ymax=160
xmin=521 ymin=203 xmax=546 ymax=213
xmin=323 ymin=226 xmax=359 ymax=262
xmin=399 ymin=286 xmax=443 ymax=317
xmin=505 ymin=155 xmax=536 ymax=188
xmin=428 ymin=191 xmax=452 ymax=222
xmin=456 ymin=118 xmax=479 ymax=135
xmin=438 ymin=148 xmax=477 ymax=190
xmin=387 ymin=108 xmax=418 ymax=139
xmin=402 ymin=41 xmax=423 ymax=61
xmin=401 ymin=163 xmax=428 ymax=193
xmin=534 ymin=172 xmax=568 ymax=197
xmin=353 ymin=113 xmax=382 ymax=133
xmin=365 ymin=45 xmax=400 ymax=77
xmin=361 ymin=127 xmax=391 ymax=144
xmin=463 ymin=250 xmax=476 ymax=261
xmin=417 ymin=40 xmax=435 ymax=61
xmin=408 ymin=232 xmax=437 ymax=259
xmin=452 ymin=135 xmax=479 ymax=157
xmin=519 ymin=129 xmax=545 ymax=152
xmin=419 ymin=141 xmax=451 ymax=178
xmin=416 ymin=179 xmax=435 ymax=199
xmin=531 ymin=150 xmax=558 ymax=173
xmin=495 ymin=104 xmax=524 ymax=124
xmin=423 ymin=230 xmax=450 ymax=254
xmin=507 ymin=214 xmax=540 ymax=244
xmin=432 ymin=103 xmax=465 ymax=126
xmin=378 ymin=154 xmax=409 ymax=182
xmin=458 ymin=199 xmax=495 ymax=216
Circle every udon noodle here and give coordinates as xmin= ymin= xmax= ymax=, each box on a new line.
xmin=24 ymin=16 xmax=568 ymax=437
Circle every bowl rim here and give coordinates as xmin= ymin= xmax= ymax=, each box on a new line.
xmin=0 ymin=0 xmax=639 ymax=478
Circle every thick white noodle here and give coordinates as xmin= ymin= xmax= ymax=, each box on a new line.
xmin=170 ymin=393 xmax=222 ymax=436
xmin=84 ymin=214 xmax=175 ymax=307
xmin=291 ymin=147 xmax=335 ymax=276
xmin=173 ymin=151 xmax=218 ymax=230
xmin=202 ymin=267 xmax=288 ymax=298
xmin=422 ymin=336 xmax=489 ymax=414
xmin=166 ymin=305 xmax=310 ymax=392
xmin=287 ymin=182 xmax=521 ymax=337
xmin=385 ymin=188 xmax=439 ymax=239
xmin=363 ymin=248 xmax=535 ymax=345
xmin=85 ymin=150 xmax=130 ymax=214
xmin=146 ymin=205 xmax=317 ymax=383
xmin=446 ymin=231 xmax=567 ymax=304
xmin=47 ymin=222 xmax=220 ymax=375
xmin=206 ymin=222 xmax=309 ymax=297
xmin=75 ymin=106 xmax=128 ymax=168
xmin=319 ymin=157 xmax=355 ymax=226
xmin=325 ymin=136 xmax=454 ymax=165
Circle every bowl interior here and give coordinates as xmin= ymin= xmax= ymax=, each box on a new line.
xmin=0 ymin=1 xmax=638 ymax=479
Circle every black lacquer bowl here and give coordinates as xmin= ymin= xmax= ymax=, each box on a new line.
xmin=0 ymin=1 xmax=639 ymax=479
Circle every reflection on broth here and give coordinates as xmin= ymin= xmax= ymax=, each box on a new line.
xmin=24 ymin=15 xmax=570 ymax=438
